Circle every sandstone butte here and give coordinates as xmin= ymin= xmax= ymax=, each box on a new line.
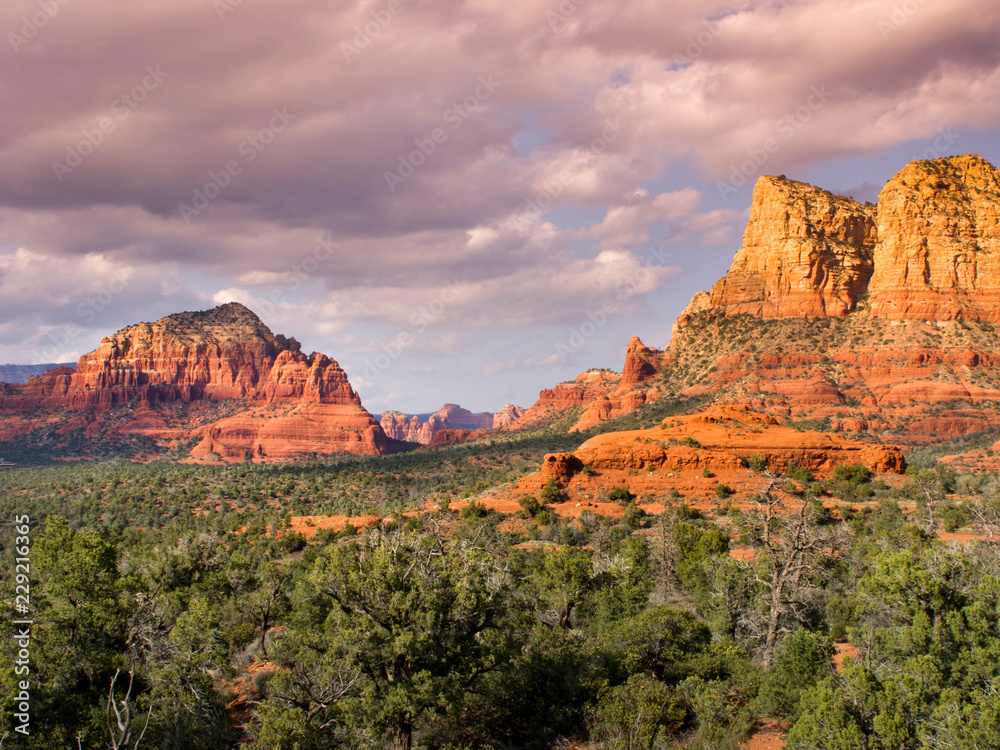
xmin=0 ymin=303 xmax=391 ymax=461
xmin=514 ymin=155 xmax=1000 ymax=445
xmin=483 ymin=405 xmax=905 ymax=517
xmin=379 ymin=403 xmax=521 ymax=445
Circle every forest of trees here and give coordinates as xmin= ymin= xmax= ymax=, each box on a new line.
xmin=3 ymin=424 xmax=1000 ymax=749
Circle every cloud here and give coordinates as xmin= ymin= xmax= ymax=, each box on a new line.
xmin=0 ymin=247 xmax=203 ymax=362
xmin=3 ymin=0 xmax=998 ymax=277
xmin=582 ymin=188 xmax=702 ymax=246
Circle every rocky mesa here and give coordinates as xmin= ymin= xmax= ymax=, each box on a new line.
xmin=0 ymin=303 xmax=391 ymax=460
xmin=519 ymin=155 xmax=1000 ymax=444
xmin=485 ymin=405 xmax=905 ymax=514
xmin=701 ymin=154 xmax=1000 ymax=324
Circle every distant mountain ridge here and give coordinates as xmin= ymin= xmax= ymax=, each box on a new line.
xmin=0 ymin=363 xmax=75 ymax=384
xmin=380 ymin=403 xmax=524 ymax=445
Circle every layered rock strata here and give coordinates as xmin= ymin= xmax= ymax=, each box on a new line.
xmin=708 ymin=176 xmax=877 ymax=318
xmin=693 ymin=155 xmax=1000 ymax=328
xmin=0 ymin=303 xmax=389 ymax=459
xmin=498 ymin=405 xmax=905 ymax=508
xmin=521 ymin=156 xmax=1000 ymax=443
xmin=868 ymin=155 xmax=1000 ymax=321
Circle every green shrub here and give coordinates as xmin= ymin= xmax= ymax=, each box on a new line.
xmin=518 ymin=495 xmax=541 ymax=518
xmin=281 ymin=531 xmax=307 ymax=553
xmin=608 ymin=486 xmax=637 ymax=505
xmin=941 ymin=500 xmax=972 ymax=532
xmin=535 ymin=508 xmax=555 ymax=525
xmin=675 ymin=502 xmax=701 ymax=520
xmin=623 ymin=502 xmax=646 ymax=529
xmin=827 ymin=464 xmax=874 ymax=503
xmin=311 ymin=527 xmax=338 ymax=545
xmin=747 ymin=454 xmax=769 ymax=473
xmin=788 ymin=466 xmax=815 ymax=483
xmin=594 ymin=674 xmax=686 ymax=750
xmin=460 ymin=501 xmax=489 ymax=519
xmin=541 ymin=479 xmax=566 ymax=505
xmin=757 ymin=629 xmax=833 ymax=720
xmin=831 ymin=464 xmax=871 ymax=485
xmin=715 ymin=483 xmax=734 ymax=499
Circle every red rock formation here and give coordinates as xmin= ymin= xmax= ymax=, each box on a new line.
xmin=868 ymin=155 xmax=1000 ymax=321
xmin=517 ymin=338 xmax=667 ymax=433
xmin=686 ymin=155 xmax=1000 ymax=330
xmin=380 ymin=403 xmax=504 ymax=444
xmin=190 ymin=404 xmax=388 ymax=461
xmin=0 ymin=303 xmax=390 ymax=460
xmin=539 ymin=453 xmax=584 ymax=485
xmin=621 ymin=337 xmax=662 ymax=388
xmin=708 ymin=176 xmax=877 ymax=319
xmin=72 ymin=302 xmax=285 ymax=400
xmin=499 ymin=405 xmax=905 ymax=506
xmin=492 ymin=404 xmax=525 ymax=429
xmin=671 ymin=291 xmax=710 ymax=343
xmin=261 ymin=351 xmax=362 ymax=405
xmin=550 ymin=155 xmax=1000 ymax=444
xmin=573 ymin=406 xmax=904 ymax=476
xmin=514 ymin=370 xmax=621 ymax=429
xmin=428 ymin=428 xmax=492 ymax=447
xmin=435 ymin=403 xmax=494 ymax=430
xmin=380 ymin=411 xmax=435 ymax=444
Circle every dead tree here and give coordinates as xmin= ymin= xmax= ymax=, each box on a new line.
xmin=107 ymin=668 xmax=153 ymax=750
xmin=736 ymin=472 xmax=836 ymax=666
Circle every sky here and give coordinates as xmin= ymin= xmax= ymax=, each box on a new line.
xmin=1 ymin=0 xmax=999 ymax=414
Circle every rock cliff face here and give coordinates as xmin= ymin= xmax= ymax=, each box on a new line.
xmin=621 ymin=337 xmax=662 ymax=387
xmin=708 ymin=176 xmax=877 ymax=319
xmin=380 ymin=411 xmax=435 ymax=444
xmin=437 ymin=404 xmax=494 ymax=430
xmin=692 ymin=155 xmax=1000 ymax=327
xmin=569 ymin=406 xmax=904 ymax=478
xmin=71 ymin=303 xmax=285 ymax=401
xmin=492 ymin=404 xmax=525 ymax=429
xmin=189 ymin=403 xmax=387 ymax=461
xmin=514 ymin=370 xmax=621 ymax=430
xmin=868 ymin=155 xmax=1000 ymax=321
xmin=670 ymin=291 xmax=710 ymax=343
xmin=379 ymin=403 xmax=518 ymax=445
xmin=0 ymin=363 xmax=75 ymax=385
xmin=496 ymin=405 xmax=905 ymax=509
xmin=0 ymin=303 xmax=390 ymax=460
xmin=522 ymin=156 xmax=1000 ymax=445
xmin=514 ymin=339 xmax=667 ymax=434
